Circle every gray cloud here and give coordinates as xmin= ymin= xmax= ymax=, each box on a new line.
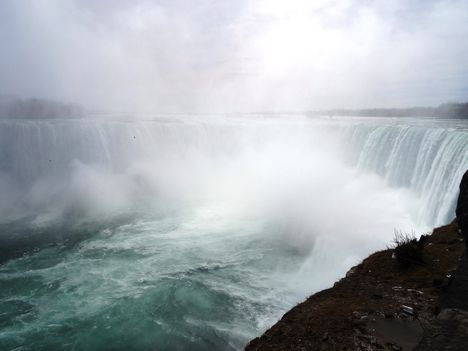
xmin=0 ymin=0 xmax=467 ymax=112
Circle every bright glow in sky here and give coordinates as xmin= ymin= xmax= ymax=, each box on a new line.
xmin=0 ymin=0 xmax=467 ymax=112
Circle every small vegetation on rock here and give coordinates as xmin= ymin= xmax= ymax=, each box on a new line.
xmin=391 ymin=230 xmax=425 ymax=268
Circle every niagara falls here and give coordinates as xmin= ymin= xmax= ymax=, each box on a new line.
xmin=1 ymin=1 xmax=468 ymax=351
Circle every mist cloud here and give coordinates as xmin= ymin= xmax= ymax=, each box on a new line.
xmin=0 ymin=0 xmax=467 ymax=112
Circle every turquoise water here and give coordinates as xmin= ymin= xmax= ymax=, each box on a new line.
xmin=0 ymin=115 xmax=467 ymax=350
xmin=0 ymin=210 xmax=313 ymax=351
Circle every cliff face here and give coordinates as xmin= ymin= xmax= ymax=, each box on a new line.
xmin=246 ymin=170 xmax=468 ymax=351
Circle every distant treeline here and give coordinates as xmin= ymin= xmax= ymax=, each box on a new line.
xmin=0 ymin=97 xmax=83 ymax=119
xmin=2 ymin=97 xmax=468 ymax=119
xmin=308 ymin=102 xmax=468 ymax=119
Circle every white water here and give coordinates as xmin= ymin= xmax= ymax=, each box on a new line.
xmin=340 ymin=117 xmax=468 ymax=226
xmin=0 ymin=115 xmax=467 ymax=350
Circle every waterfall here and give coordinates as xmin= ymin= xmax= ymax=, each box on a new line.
xmin=341 ymin=122 xmax=468 ymax=226
xmin=0 ymin=116 xmax=467 ymax=227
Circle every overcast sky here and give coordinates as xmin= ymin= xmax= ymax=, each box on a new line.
xmin=1 ymin=0 xmax=467 ymax=112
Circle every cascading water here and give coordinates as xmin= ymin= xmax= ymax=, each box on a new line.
xmin=339 ymin=119 xmax=468 ymax=227
xmin=0 ymin=115 xmax=467 ymax=350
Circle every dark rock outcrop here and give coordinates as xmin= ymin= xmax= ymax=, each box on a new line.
xmin=416 ymin=170 xmax=468 ymax=350
xmin=457 ymin=170 xmax=468 ymax=251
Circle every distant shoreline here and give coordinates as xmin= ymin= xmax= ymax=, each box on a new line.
xmin=307 ymin=102 xmax=468 ymax=119
xmin=1 ymin=97 xmax=467 ymax=120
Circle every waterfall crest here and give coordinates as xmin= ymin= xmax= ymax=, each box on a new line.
xmin=342 ymin=122 xmax=468 ymax=226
